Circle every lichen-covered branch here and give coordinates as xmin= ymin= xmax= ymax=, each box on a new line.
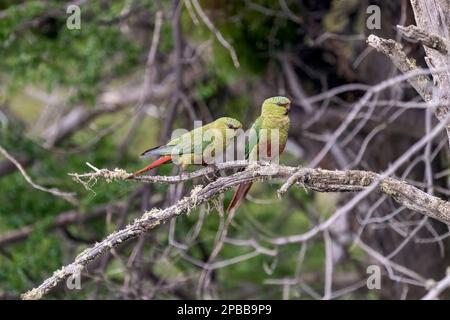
xmin=23 ymin=161 xmax=450 ymax=299
xmin=366 ymin=34 xmax=432 ymax=101
xmin=367 ymin=0 xmax=450 ymax=145
xmin=397 ymin=25 xmax=449 ymax=54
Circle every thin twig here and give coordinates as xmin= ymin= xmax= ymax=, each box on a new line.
xmin=191 ymin=0 xmax=240 ymax=68
xmin=0 ymin=144 xmax=77 ymax=204
xmin=422 ymin=269 xmax=450 ymax=300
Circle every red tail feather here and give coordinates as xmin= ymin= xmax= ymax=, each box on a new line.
xmin=132 ymin=155 xmax=172 ymax=176
xmin=227 ymin=182 xmax=253 ymax=214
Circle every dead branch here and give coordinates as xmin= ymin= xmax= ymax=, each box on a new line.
xmin=0 ymin=144 xmax=77 ymax=203
xmin=367 ymin=0 xmax=450 ymax=145
xmin=191 ymin=0 xmax=240 ymax=68
xmin=0 ymin=202 xmax=126 ymax=248
xmin=422 ymin=268 xmax=450 ymax=299
xmin=0 ymin=153 xmax=33 ymax=177
xmin=23 ymin=161 xmax=450 ymax=299
xmin=366 ymin=35 xmax=432 ymax=101
xmin=397 ymin=25 xmax=449 ymax=54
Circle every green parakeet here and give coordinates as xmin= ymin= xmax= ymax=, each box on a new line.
xmin=132 ymin=117 xmax=243 ymax=176
xmin=227 ymin=96 xmax=291 ymax=213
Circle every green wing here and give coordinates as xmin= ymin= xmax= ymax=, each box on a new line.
xmin=168 ymin=127 xmax=215 ymax=155
xmin=245 ymin=116 xmax=262 ymax=159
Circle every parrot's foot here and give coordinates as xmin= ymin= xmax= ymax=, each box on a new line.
xmin=258 ymin=160 xmax=271 ymax=166
xmin=209 ymin=163 xmax=220 ymax=172
xmin=205 ymin=163 xmax=220 ymax=181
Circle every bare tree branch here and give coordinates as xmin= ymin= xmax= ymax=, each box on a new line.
xmin=22 ymin=160 xmax=450 ymax=299
xmin=397 ymin=24 xmax=449 ymax=54
xmin=422 ymin=268 xmax=450 ymax=300
xmin=0 ymin=144 xmax=77 ymax=203
xmin=367 ymin=0 xmax=450 ymax=146
xmin=191 ymin=0 xmax=240 ymax=68
xmin=0 ymin=202 xmax=126 ymax=247
xmin=366 ymin=35 xmax=432 ymax=101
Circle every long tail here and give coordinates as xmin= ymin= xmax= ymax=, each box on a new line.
xmin=226 ymin=182 xmax=253 ymax=214
xmin=140 ymin=145 xmax=172 ymax=157
xmin=131 ymin=155 xmax=172 ymax=176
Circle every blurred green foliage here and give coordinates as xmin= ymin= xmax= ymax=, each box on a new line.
xmin=0 ymin=0 xmax=367 ymax=299
xmin=0 ymin=0 xmax=144 ymax=103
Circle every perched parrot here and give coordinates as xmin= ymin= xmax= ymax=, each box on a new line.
xmin=227 ymin=96 xmax=291 ymax=213
xmin=131 ymin=117 xmax=243 ymax=176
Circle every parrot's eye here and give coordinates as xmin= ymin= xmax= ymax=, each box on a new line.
xmin=276 ymin=102 xmax=288 ymax=107
xmin=227 ymin=123 xmax=234 ymax=129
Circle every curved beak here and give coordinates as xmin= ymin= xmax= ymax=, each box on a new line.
xmin=285 ymin=103 xmax=291 ymax=114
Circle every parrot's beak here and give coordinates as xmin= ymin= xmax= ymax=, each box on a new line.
xmin=285 ymin=104 xmax=291 ymax=115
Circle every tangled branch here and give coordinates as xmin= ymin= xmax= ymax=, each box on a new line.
xmin=22 ymin=161 xmax=450 ymax=299
xmin=368 ymin=0 xmax=450 ymax=146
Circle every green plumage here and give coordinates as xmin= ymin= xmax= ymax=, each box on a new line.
xmin=246 ymin=96 xmax=291 ymax=161
xmin=228 ymin=96 xmax=291 ymax=213
xmin=142 ymin=117 xmax=242 ymax=158
xmin=137 ymin=117 xmax=242 ymax=173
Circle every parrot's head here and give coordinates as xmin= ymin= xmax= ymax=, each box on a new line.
xmin=214 ymin=117 xmax=243 ymax=137
xmin=262 ymin=96 xmax=291 ymax=116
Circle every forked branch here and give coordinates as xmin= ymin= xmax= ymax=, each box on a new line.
xmin=22 ymin=161 xmax=450 ymax=299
